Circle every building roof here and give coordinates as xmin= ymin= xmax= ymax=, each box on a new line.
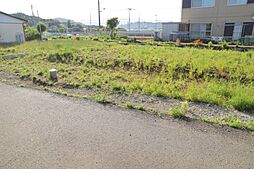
xmin=0 ymin=11 xmax=27 ymax=22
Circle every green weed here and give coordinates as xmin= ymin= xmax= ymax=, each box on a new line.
xmin=201 ymin=116 xmax=254 ymax=131
xmin=125 ymin=102 xmax=135 ymax=109
xmin=94 ymin=93 xmax=110 ymax=104
xmin=168 ymin=101 xmax=189 ymax=118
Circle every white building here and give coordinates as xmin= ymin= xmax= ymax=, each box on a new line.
xmin=161 ymin=22 xmax=190 ymax=41
xmin=0 ymin=11 xmax=27 ymax=44
xmin=161 ymin=22 xmax=181 ymax=41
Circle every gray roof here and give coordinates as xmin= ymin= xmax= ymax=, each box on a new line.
xmin=0 ymin=11 xmax=28 ymax=22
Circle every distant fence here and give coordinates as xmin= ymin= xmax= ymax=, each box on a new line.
xmin=84 ymin=31 xmax=154 ymax=37
xmin=48 ymin=31 xmax=155 ymax=37
xmin=224 ymin=37 xmax=254 ymax=46
xmin=167 ymin=34 xmax=254 ymax=45
xmin=118 ymin=31 xmax=154 ymax=37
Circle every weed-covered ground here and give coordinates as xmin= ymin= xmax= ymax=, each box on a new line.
xmin=1 ymin=39 xmax=254 ymax=131
xmin=1 ymin=40 xmax=254 ymax=110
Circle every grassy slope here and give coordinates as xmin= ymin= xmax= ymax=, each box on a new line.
xmin=0 ymin=40 xmax=254 ymax=112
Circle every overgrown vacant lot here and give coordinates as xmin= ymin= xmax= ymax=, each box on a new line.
xmin=0 ymin=40 xmax=254 ymax=112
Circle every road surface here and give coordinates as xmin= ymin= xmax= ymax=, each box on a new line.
xmin=0 ymin=83 xmax=253 ymax=169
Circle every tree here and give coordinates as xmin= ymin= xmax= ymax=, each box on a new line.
xmin=67 ymin=20 xmax=72 ymax=28
xmin=58 ymin=24 xmax=66 ymax=33
xmin=36 ymin=22 xmax=47 ymax=40
xmin=106 ymin=17 xmax=120 ymax=39
xmin=72 ymin=23 xmax=84 ymax=32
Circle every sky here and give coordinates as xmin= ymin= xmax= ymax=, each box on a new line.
xmin=1 ymin=0 xmax=182 ymax=25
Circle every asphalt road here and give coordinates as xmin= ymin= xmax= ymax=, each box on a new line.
xmin=0 ymin=83 xmax=253 ymax=169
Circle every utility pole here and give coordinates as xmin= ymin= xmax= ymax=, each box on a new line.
xmin=31 ymin=5 xmax=35 ymax=17
xmin=128 ymin=8 xmax=133 ymax=32
xmin=37 ymin=10 xmax=42 ymax=40
xmin=98 ymin=0 xmax=101 ymax=27
xmin=90 ymin=12 xmax=92 ymax=26
xmin=138 ymin=13 xmax=141 ymax=32
xmin=30 ymin=5 xmax=35 ymax=26
xmin=155 ymin=14 xmax=158 ymax=31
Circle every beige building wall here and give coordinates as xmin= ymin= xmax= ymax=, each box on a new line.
xmin=181 ymin=0 xmax=254 ymax=36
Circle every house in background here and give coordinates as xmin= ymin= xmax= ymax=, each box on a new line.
xmin=162 ymin=0 xmax=254 ymax=41
xmin=0 ymin=11 xmax=27 ymax=44
xmin=182 ymin=0 xmax=254 ymax=40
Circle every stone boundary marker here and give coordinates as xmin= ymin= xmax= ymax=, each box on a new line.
xmin=0 ymin=53 xmax=26 ymax=59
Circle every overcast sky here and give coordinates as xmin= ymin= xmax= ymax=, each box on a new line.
xmin=1 ymin=0 xmax=182 ymax=25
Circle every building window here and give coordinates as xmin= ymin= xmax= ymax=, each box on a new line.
xmin=224 ymin=22 xmax=253 ymax=40
xmin=227 ymin=0 xmax=247 ymax=5
xmin=182 ymin=0 xmax=192 ymax=8
xmin=179 ymin=23 xmax=190 ymax=32
xmin=224 ymin=23 xmax=242 ymax=40
xmin=190 ymin=23 xmax=212 ymax=38
xmin=191 ymin=0 xmax=215 ymax=8
xmin=224 ymin=23 xmax=235 ymax=37
xmin=206 ymin=24 xmax=212 ymax=36
xmin=242 ymin=22 xmax=254 ymax=36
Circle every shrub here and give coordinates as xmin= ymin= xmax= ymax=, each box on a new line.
xmin=25 ymin=26 xmax=40 ymax=41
